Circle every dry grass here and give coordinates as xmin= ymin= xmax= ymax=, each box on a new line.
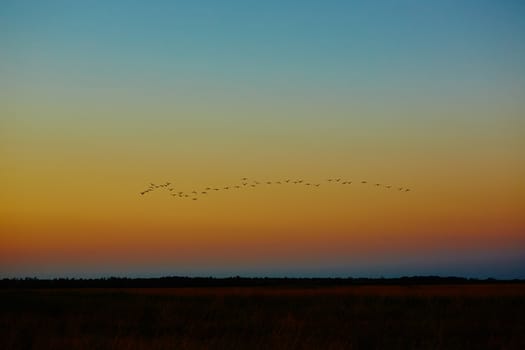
xmin=1 ymin=285 xmax=525 ymax=349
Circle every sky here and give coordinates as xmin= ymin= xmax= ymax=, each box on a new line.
xmin=1 ymin=0 xmax=524 ymax=278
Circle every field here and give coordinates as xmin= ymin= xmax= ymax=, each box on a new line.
xmin=1 ymin=284 xmax=525 ymax=349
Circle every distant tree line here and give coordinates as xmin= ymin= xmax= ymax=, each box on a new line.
xmin=1 ymin=276 xmax=523 ymax=288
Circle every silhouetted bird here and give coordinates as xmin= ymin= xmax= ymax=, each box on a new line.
xmin=361 ymin=181 xmax=367 ymax=184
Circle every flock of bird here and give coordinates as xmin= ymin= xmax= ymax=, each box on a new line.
xmin=139 ymin=177 xmax=411 ymax=201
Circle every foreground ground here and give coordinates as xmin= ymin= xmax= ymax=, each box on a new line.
xmin=1 ymin=284 xmax=525 ymax=349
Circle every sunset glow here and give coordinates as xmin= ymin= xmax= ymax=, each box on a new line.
xmin=1 ymin=0 xmax=524 ymax=278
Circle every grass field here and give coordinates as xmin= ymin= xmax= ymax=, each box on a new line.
xmin=2 ymin=284 xmax=525 ymax=349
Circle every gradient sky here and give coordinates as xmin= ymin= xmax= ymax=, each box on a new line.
xmin=1 ymin=0 xmax=524 ymax=278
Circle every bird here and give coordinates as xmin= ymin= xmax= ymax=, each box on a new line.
xmin=140 ymin=176 xmax=412 ymax=202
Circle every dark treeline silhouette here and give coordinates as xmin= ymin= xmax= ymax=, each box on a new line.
xmin=1 ymin=276 xmax=523 ymax=288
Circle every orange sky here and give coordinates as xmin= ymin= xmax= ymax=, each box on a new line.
xmin=1 ymin=0 xmax=524 ymax=277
